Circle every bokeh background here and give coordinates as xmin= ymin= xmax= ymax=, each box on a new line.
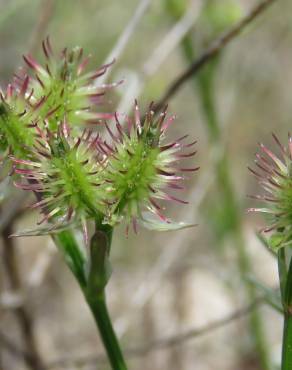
xmin=0 ymin=0 xmax=290 ymax=369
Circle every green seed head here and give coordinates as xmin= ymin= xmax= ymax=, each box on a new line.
xmin=0 ymin=79 xmax=40 ymax=158
xmin=249 ymin=134 xmax=292 ymax=251
xmin=99 ymin=102 xmax=199 ymax=231
xmin=22 ymin=38 xmax=120 ymax=132
xmin=12 ymin=123 xmax=106 ymax=232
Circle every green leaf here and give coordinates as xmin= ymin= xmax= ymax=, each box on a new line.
xmin=54 ymin=230 xmax=87 ymax=288
xmin=256 ymin=232 xmax=277 ymax=257
xmin=11 ymin=221 xmax=87 ymax=288
xmin=139 ymin=212 xmax=196 ymax=231
xmin=10 ymin=220 xmax=78 ymax=237
xmin=269 ymin=233 xmax=292 ymax=252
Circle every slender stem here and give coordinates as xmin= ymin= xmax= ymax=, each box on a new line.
xmin=54 ymin=225 xmax=127 ymax=370
xmin=278 ymin=249 xmax=287 ymax=303
xmin=53 ymin=230 xmax=87 ymax=288
xmin=281 ymin=256 xmax=292 ymax=370
xmin=85 ymin=225 xmax=128 ymax=370
xmin=282 ymin=313 xmax=292 ymax=370
xmin=86 ymin=292 xmax=128 ymax=370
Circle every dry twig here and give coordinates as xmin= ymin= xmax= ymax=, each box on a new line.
xmin=116 ymin=0 xmax=202 ymax=115
xmin=153 ymin=0 xmax=277 ymax=113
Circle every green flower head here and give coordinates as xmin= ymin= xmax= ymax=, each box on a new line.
xmin=0 ymin=77 xmax=45 ymax=159
xmin=11 ymin=122 xmax=107 ymax=242
xmin=99 ymin=101 xmax=199 ymax=232
xmin=21 ymin=37 xmax=121 ymax=132
xmin=249 ymin=134 xmax=292 ymax=251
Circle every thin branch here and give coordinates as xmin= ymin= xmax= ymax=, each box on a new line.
xmin=46 ymin=296 xmax=264 ymax=369
xmin=97 ymin=0 xmax=152 ymax=85
xmin=130 ymin=297 xmax=263 ymax=355
xmin=116 ymin=0 xmax=202 ymax=116
xmin=143 ymin=0 xmax=202 ymax=77
xmin=153 ymin=0 xmax=277 ymax=113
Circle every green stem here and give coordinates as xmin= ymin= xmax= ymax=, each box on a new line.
xmin=54 ymin=225 xmax=127 ymax=370
xmin=85 ymin=225 xmax=128 ymax=370
xmin=282 ymin=313 xmax=292 ymax=370
xmin=53 ymin=230 xmax=87 ymax=288
xmin=278 ymin=249 xmax=287 ymax=303
xmin=281 ymin=256 xmax=292 ymax=370
xmin=86 ymin=292 xmax=128 ymax=370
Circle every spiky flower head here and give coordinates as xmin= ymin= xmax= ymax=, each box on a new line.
xmin=99 ymin=101 xmax=199 ymax=232
xmin=19 ymin=37 xmax=120 ymax=132
xmin=0 ymin=76 xmax=44 ymax=159
xmin=248 ymin=133 xmax=292 ymax=250
xmin=11 ymin=122 xmax=107 ymax=242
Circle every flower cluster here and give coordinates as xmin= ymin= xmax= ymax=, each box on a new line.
xmin=249 ymin=133 xmax=292 ymax=250
xmin=1 ymin=40 xmax=198 ymax=237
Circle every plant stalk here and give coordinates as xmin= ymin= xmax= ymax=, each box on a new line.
xmin=282 ymin=312 xmax=292 ymax=370
xmin=281 ymin=255 xmax=292 ymax=370
xmin=86 ymin=292 xmax=128 ymax=370
xmin=54 ymin=225 xmax=127 ymax=370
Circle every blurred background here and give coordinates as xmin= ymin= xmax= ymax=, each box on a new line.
xmin=0 ymin=0 xmax=289 ymax=369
